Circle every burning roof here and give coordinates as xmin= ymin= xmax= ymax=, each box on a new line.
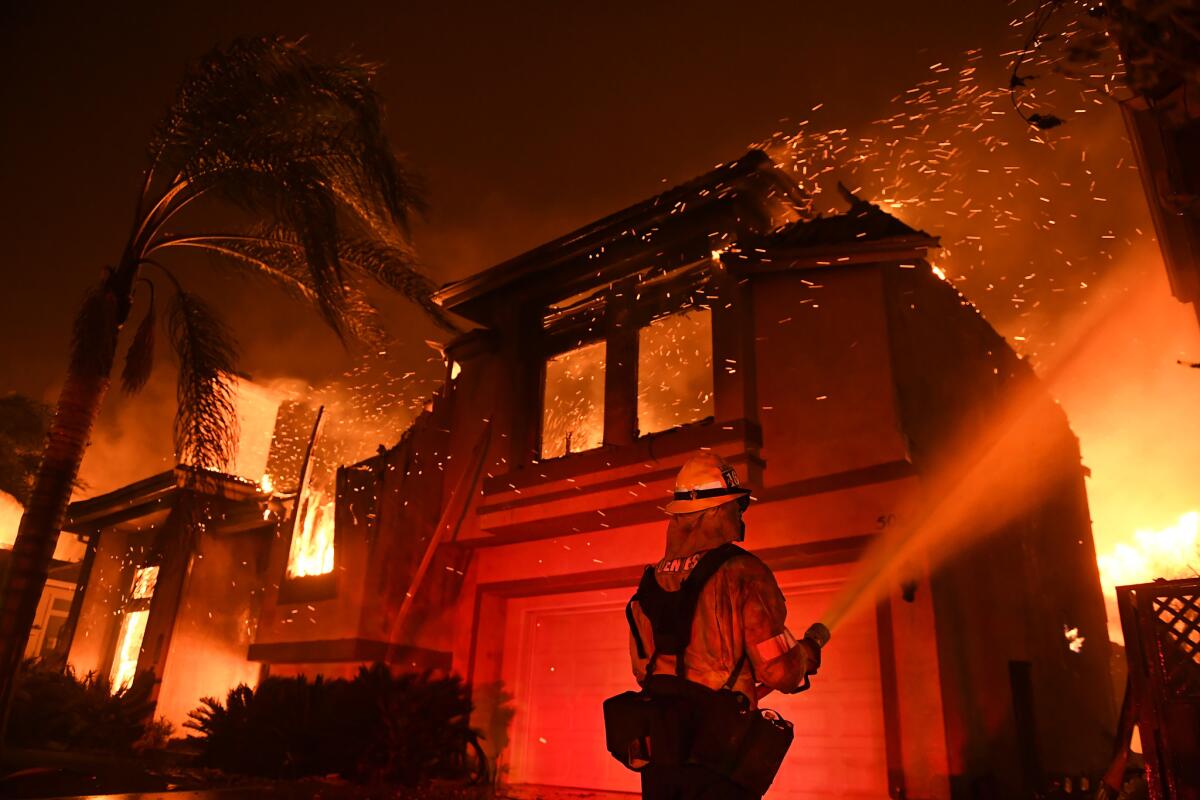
xmin=432 ymin=150 xmax=806 ymax=324
xmin=756 ymin=184 xmax=935 ymax=250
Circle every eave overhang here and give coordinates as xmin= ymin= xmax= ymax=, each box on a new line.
xmin=65 ymin=465 xmax=264 ymax=534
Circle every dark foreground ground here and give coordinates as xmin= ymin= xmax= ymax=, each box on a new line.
xmin=0 ymin=748 xmax=493 ymax=800
xmin=3 ymin=792 xmax=481 ymax=800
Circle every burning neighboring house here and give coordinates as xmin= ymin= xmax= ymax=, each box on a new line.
xmin=54 ymin=382 xmax=436 ymax=729
xmin=58 ymin=383 xmax=299 ymax=729
xmin=62 ymin=469 xmax=271 ymax=729
xmin=57 ymin=150 xmax=1116 ymax=797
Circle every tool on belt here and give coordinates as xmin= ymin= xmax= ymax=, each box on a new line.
xmin=603 ymin=543 xmax=819 ymax=796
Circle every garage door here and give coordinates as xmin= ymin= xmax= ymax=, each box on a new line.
xmin=503 ymin=589 xmax=641 ymax=793
xmin=501 ymin=566 xmax=890 ymax=798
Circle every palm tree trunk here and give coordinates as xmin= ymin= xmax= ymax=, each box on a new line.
xmin=0 ymin=268 xmax=131 ymax=749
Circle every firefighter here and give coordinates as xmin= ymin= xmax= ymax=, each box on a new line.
xmin=626 ymin=451 xmax=830 ymax=799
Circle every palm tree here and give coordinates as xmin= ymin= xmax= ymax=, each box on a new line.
xmin=0 ymin=36 xmax=459 ymax=729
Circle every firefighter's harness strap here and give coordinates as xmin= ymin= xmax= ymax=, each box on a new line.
xmin=626 ymin=600 xmax=647 ymax=658
xmin=626 ymin=542 xmax=750 ymax=690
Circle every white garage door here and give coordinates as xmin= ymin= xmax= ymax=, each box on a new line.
xmin=501 ymin=568 xmax=889 ymax=799
xmin=763 ymin=573 xmax=890 ymax=800
xmin=504 ymin=588 xmax=641 ymax=793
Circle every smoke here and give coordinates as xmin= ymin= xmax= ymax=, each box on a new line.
xmin=75 ymin=370 xmax=179 ymax=498
xmin=822 ymin=253 xmax=1200 ymax=634
xmin=74 ymin=344 xmax=445 ymax=500
xmin=1059 ymin=255 xmax=1200 ymax=550
xmin=1059 ymin=254 xmax=1200 ymax=643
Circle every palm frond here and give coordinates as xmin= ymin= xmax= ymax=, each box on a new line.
xmin=121 ymin=281 xmax=157 ymax=394
xmin=140 ymin=37 xmax=426 ymax=342
xmin=168 ymin=289 xmax=239 ymax=471
xmin=153 ymin=234 xmax=393 ymax=345
xmin=337 ymin=237 xmax=460 ymax=334
xmin=150 ymin=37 xmax=417 ymax=224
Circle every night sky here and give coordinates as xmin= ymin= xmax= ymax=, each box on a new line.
xmin=1 ymin=0 xmax=1197 ymax=577
xmin=0 ymin=0 xmax=1014 ymax=400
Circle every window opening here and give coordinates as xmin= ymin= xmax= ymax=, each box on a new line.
xmin=541 ymin=340 xmax=607 ymax=459
xmin=286 ymin=410 xmax=335 ymax=579
xmin=110 ymin=564 xmax=159 ymax=693
xmin=637 ymin=308 xmax=714 ymax=435
xmin=287 ymin=488 xmax=336 ymax=578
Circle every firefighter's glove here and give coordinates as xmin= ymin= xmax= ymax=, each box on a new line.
xmin=803 ymin=622 xmax=831 ymax=649
xmin=801 ymin=622 xmax=830 ymax=674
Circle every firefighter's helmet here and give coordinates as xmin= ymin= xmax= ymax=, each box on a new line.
xmin=663 ymin=452 xmax=752 ymax=515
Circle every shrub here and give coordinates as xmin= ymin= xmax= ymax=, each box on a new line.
xmin=186 ymin=664 xmax=486 ymax=785
xmin=134 ymin=716 xmax=175 ymax=753
xmin=7 ymin=659 xmax=156 ymax=752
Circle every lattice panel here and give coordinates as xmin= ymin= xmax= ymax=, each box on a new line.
xmin=1152 ymin=591 xmax=1200 ymax=699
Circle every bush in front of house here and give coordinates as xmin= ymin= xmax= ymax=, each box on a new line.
xmin=185 ymin=664 xmax=486 ymax=785
xmin=7 ymin=659 xmax=158 ymax=752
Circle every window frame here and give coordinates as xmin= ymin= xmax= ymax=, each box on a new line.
xmin=537 ymin=337 xmax=609 ymax=460
xmin=633 ymin=304 xmax=717 ymax=438
xmin=535 ymin=262 xmax=723 ymax=463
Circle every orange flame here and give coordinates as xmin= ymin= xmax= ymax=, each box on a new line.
xmin=1098 ymin=511 xmax=1199 ymax=590
xmin=287 ymin=489 xmax=335 ymax=578
xmin=1097 ymin=511 xmax=1199 ymax=643
xmin=109 ymin=564 xmax=159 ymax=693
xmin=110 ymin=610 xmax=149 ymax=693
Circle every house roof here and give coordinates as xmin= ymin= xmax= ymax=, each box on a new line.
xmin=65 ymin=466 xmax=262 ymax=533
xmin=434 ymin=157 xmax=943 ymax=326
xmin=732 ymin=183 xmax=938 ymax=259
xmin=433 ymin=149 xmax=807 ymax=324
xmin=774 ymin=185 xmax=930 ymax=246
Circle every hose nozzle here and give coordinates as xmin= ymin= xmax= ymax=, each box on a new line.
xmin=803 ymin=622 xmax=831 ymax=649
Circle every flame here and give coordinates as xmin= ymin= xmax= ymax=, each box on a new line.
xmin=109 ymin=565 xmax=159 ymax=693
xmin=110 ymin=609 xmax=149 ymax=693
xmin=287 ymin=489 xmax=335 ymax=578
xmin=131 ymin=565 xmax=159 ymax=599
xmin=1098 ymin=511 xmax=1200 ymax=591
xmin=1063 ymin=625 xmax=1085 ymax=653
xmin=1097 ymin=511 xmax=1200 ymax=643
xmin=259 ymin=473 xmax=274 ymax=494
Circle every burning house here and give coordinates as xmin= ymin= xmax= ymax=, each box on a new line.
xmin=58 ymin=150 xmax=1116 ymax=798
xmin=62 ymin=468 xmax=270 ymax=729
